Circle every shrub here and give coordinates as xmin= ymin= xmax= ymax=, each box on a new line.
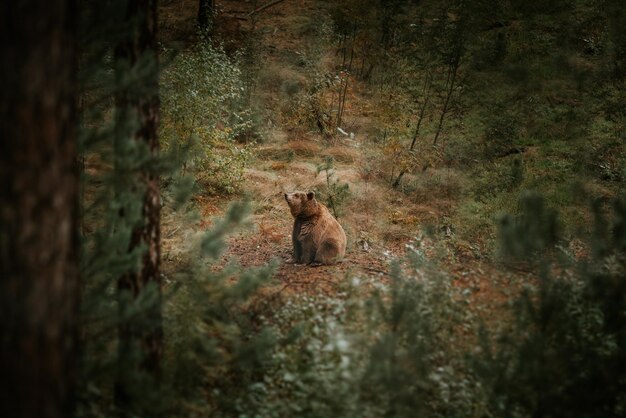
xmin=474 ymin=194 xmax=626 ymax=418
xmin=315 ymin=156 xmax=351 ymax=219
xmin=234 ymin=292 xmax=362 ymax=418
xmin=162 ymin=202 xmax=277 ymax=417
xmin=224 ymin=239 xmax=482 ymax=418
xmin=161 ymin=40 xmax=254 ymax=194
xmin=358 ymin=256 xmax=482 ymax=418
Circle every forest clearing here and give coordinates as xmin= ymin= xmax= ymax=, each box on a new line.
xmin=2 ymin=0 xmax=626 ymax=417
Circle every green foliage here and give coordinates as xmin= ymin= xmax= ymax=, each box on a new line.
xmin=359 ymin=257 xmax=481 ymax=418
xmin=316 ymin=156 xmax=351 ymax=218
xmin=472 ymin=32 xmax=508 ymax=70
xmin=176 ymin=194 xmax=625 ymax=418
xmin=215 ymin=239 xmax=482 ymax=418
xmin=76 ymin=1 xmax=626 ymax=417
xmin=161 ymin=40 xmax=253 ymax=194
xmin=78 ymin=10 xmax=270 ymax=418
xmin=162 ymin=201 xmax=277 ymax=417
xmin=482 ymin=111 xmax=520 ymax=159
xmin=77 ymin=2 xmax=170 ymax=414
xmin=475 ymin=194 xmax=626 ymax=418
xmin=497 ymin=192 xmax=560 ymax=261
xmin=401 ymin=169 xmax=465 ymax=204
xmin=233 ymin=292 xmax=362 ymax=418
xmin=81 ymin=165 xmax=276 ymax=417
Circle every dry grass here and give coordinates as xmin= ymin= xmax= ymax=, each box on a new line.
xmin=270 ymin=162 xmax=288 ymax=171
xmin=257 ymin=63 xmax=308 ymax=95
xmin=405 ymin=205 xmax=441 ymax=226
xmin=581 ymin=179 xmax=617 ymax=201
xmin=388 ymin=210 xmax=420 ymax=226
xmin=257 ymin=218 xmax=284 ymax=244
xmin=257 ymin=139 xmax=322 ymax=160
xmin=401 ymin=168 xmax=465 ymax=204
xmin=313 ymin=167 xmax=361 ymax=186
xmin=244 ymin=168 xmax=279 ymax=184
xmin=380 ymin=223 xmax=418 ymax=244
xmin=286 ymin=140 xmax=322 ymax=156
xmin=286 ymin=161 xmax=317 ymax=177
xmin=321 ymin=145 xmax=359 ymax=163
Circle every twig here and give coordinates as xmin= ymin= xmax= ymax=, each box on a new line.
xmin=165 ymin=226 xmax=181 ymax=238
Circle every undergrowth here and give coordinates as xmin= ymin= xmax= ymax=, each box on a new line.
xmin=315 ymin=156 xmax=351 ymax=219
xmin=226 ymin=236 xmax=482 ymax=418
xmin=161 ymin=39 xmax=254 ymax=195
xmin=209 ymin=194 xmax=626 ymax=418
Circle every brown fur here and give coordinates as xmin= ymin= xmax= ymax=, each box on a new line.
xmin=284 ymin=191 xmax=347 ymax=265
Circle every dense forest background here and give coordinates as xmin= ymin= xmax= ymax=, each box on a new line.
xmin=1 ymin=0 xmax=626 ymax=417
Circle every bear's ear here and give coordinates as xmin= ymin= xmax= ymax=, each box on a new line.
xmin=307 ymin=191 xmax=315 ymax=200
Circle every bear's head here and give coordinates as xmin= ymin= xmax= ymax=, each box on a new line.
xmin=284 ymin=191 xmax=318 ymax=218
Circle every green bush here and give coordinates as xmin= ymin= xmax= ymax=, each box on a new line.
xmin=235 ymin=292 xmax=362 ymax=418
xmin=227 ymin=194 xmax=626 ymax=418
xmin=358 ymin=257 xmax=482 ymax=418
xmin=222 ymin=239 xmax=482 ymax=418
xmin=315 ymin=156 xmax=351 ymax=219
xmin=475 ymin=194 xmax=626 ymax=418
xmin=152 ymin=201 xmax=279 ymax=417
xmin=161 ymin=41 xmax=253 ymax=194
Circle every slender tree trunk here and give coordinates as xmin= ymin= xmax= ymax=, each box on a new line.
xmin=409 ymin=77 xmax=431 ymax=151
xmin=337 ymin=75 xmax=349 ymax=128
xmin=379 ymin=0 xmax=398 ymax=49
xmin=0 ymin=0 xmax=79 ymax=417
xmin=341 ymin=33 xmax=348 ymax=67
xmin=433 ymin=56 xmax=460 ymax=145
xmin=393 ymin=73 xmax=432 ymax=189
xmin=359 ymin=49 xmax=366 ymax=77
xmin=347 ymin=24 xmax=357 ymax=72
xmin=198 ymin=0 xmax=214 ymax=33
xmin=113 ymin=0 xmax=163 ymax=415
xmin=337 ymin=26 xmax=356 ymax=130
xmin=363 ymin=62 xmax=375 ymax=81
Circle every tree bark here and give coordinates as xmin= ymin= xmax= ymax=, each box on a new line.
xmin=198 ymin=0 xmax=214 ymax=33
xmin=0 ymin=0 xmax=79 ymax=417
xmin=113 ymin=0 xmax=163 ymax=415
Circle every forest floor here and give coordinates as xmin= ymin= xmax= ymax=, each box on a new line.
xmin=159 ymin=0 xmax=532 ymax=327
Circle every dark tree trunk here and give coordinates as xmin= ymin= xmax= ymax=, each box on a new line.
xmin=393 ymin=73 xmax=432 ymax=189
xmin=379 ymin=0 xmax=398 ymax=48
xmin=113 ymin=0 xmax=163 ymax=415
xmin=0 ymin=0 xmax=79 ymax=417
xmin=432 ymin=54 xmax=460 ymax=146
xmin=198 ymin=0 xmax=214 ymax=33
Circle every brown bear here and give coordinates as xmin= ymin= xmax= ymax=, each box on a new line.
xmin=284 ymin=191 xmax=347 ymax=265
